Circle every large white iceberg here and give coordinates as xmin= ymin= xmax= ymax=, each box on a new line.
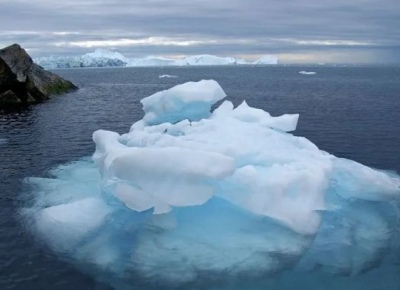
xmin=24 ymin=80 xmax=400 ymax=289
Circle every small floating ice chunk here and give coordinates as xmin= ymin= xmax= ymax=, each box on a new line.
xmin=299 ymin=71 xmax=317 ymax=75
xmin=159 ymin=74 xmax=178 ymax=78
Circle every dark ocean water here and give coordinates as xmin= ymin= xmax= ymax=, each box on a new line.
xmin=0 ymin=66 xmax=399 ymax=289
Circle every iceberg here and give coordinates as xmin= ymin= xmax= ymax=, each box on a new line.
xmin=174 ymin=54 xmax=237 ymax=66
xmin=23 ymin=80 xmax=400 ymax=289
xmin=34 ymin=49 xmax=278 ymax=69
xmin=84 ymin=48 xmax=128 ymax=62
xmin=126 ymin=55 xmax=176 ymax=67
xmin=253 ymin=55 xmax=279 ymax=65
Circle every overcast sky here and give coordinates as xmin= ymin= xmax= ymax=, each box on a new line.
xmin=1 ymin=0 xmax=399 ymax=63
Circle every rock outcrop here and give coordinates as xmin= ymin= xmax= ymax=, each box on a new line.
xmin=0 ymin=44 xmax=77 ymax=107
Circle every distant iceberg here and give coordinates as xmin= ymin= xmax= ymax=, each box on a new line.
xmin=24 ymin=80 xmax=400 ymax=289
xmin=84 ymin=48 xmax=128 ymax=62
xmin=174 ymin=54 xmax=237 ymax=66
xmin=299 ymin=71 xmax=317 ymax=75
xmin=159 ymin=74 xmax=178 ymax=78
xmin=34 ymin=49 xmax=278 ymax=69
xmin=127 ymin=55 xmax=176 ymax=67
xmin=34 ymin=54 xmax=126 ymax=70
xmin=253 ymin=55 xmax=279 ymax=65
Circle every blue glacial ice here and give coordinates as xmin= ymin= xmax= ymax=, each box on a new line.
xmin=23 ymin=80 xmax=400 ymax=289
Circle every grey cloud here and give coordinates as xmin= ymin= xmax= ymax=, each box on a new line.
xmin=1 ymin=0 xmax=399 ymax=63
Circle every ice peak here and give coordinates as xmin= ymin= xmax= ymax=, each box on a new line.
xmin=84 ymin=48 xmax=127 ymax=61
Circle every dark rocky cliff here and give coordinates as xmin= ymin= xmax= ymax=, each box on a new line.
xmin=0 ymin=44 xmax=77 ymax=107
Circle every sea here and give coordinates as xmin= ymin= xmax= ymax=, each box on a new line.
xmin=0 ymin=65 xmax=399 ymax=290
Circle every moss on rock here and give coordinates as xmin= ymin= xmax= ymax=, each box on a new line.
xmin=0 ymin=44 xmax=78 ymax=108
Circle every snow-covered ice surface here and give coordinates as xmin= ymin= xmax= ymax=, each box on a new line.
xmin=299 ymin=71 xmax=317 ymax=75
xmin=23 ymin=80 xmax=400 ymax=289
xmin=136 ymin=80 xmax=227 ymax=126
xmin=34 ymin=49 xmax=278 ymax=69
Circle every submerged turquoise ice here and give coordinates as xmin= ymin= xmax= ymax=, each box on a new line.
xmin=24 ymin=80 xmax=400 ymax=289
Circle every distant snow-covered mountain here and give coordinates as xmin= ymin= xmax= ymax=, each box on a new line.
xmin=34 ymin=49 xmax=278 ymax=69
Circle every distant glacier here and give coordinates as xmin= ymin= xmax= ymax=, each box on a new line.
xmin=34 ymin=49 xmax=278 ymax=69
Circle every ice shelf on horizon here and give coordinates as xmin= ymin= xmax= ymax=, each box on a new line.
xmin=34 ymin=49 xmax=278 ymax=69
